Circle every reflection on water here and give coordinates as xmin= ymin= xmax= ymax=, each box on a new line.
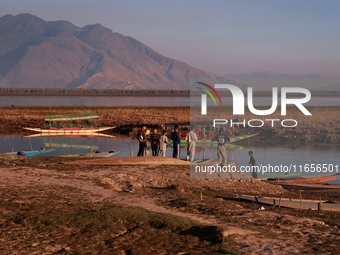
xmin=1 ymin=134 xmax=338 ymax=178
xmin=326 ymin=179 xmax=340 ymax=184
xmin=0 ymin=96 xmax=190 ymax=107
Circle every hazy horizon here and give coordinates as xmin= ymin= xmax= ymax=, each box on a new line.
xmin=1 ymin=0 xmax=340 ymax=79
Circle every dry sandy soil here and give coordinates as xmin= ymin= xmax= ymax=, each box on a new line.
xmin=0 ymin=156 xmax=339 ymax=254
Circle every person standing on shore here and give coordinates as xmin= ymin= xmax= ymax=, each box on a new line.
xmin=150 ymin=127 xmax=161 ymax=156
xmin=171 ymin=125 xmax=181 ymax=158
xmin=211 ymin=129 xmax=230 ymax=167
xmin=137 ymin=125 xmax=147 ymax=156
xmin=186 ymin=126 xmax=198 ymax=162
xmin=248 ymin=151 xmax=257 ymax=178
xmin=160 ymin=130 xmax=169 ymax=157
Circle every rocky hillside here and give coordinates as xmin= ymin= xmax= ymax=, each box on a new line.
xmin=0 ymin=13 xmax=233 ymax=89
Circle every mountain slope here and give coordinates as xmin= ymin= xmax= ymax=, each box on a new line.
xmin=223 ymin=71 xmax=340 ymax=91
xmin=0 ymin=13 xmax=231 ymax=89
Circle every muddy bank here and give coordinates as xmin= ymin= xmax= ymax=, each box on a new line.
xmin=0 ymin=156 xmax=339 ymax=254
xmin=0 ymin=106 xmax=339 ymax=145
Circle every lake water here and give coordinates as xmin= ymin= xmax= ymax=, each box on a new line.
xmin=1 ymin=135 xmax=338 ymax=179
xmin=0 ymin=96 xmax=339 ymax=107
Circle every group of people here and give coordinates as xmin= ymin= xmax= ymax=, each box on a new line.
xmin=137 ymin=125 xmax=169 ymax=157
xmin=170 ymin=124 xmax=199 ymax=161
xmin=136 ymin=125 xmax=257 ymax=176
xmin=137 ymin=124 xmax=199 ymax=160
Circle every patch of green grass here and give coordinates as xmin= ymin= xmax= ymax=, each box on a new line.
xmin=4 ymin=201 xmax=225 ymax=242
xmin=1 ymin=200 xmax=234 ymax=253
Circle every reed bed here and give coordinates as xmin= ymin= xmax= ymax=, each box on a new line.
xmin=192 ymin=106 xmax=340 ymax=144
xmin=0 ymin=106 xmax=339 ymax=144
xmin=0 ymin=106 xmax=189 ymax=132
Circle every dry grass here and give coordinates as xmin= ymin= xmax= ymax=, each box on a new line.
xmin=0 ymin=185 xmax=227 ymax=255
xmin=192 ymin=106 xmax=340 ymax=144
xmin=0 ymin=106 xmax=189 ymax=132
xmin=0 ymin=106 xmax=339 ymax=144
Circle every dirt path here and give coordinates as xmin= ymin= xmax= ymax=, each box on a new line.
xmin=0 ymin=166 xmax=242 ymax=227
xmin=1 ymin=158 xmax=339 ymax=254
xmin=0 ymin=167 xmax=284 ymax=254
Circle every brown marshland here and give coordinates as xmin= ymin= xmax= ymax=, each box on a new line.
xmin=0 ymin=106 xmax=339 ymax=254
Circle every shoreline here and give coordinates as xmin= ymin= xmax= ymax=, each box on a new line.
xmin=1 ymin=91 xmax=340 ymax=97
xmin=1 ymin=106 xmax=339 ymax=145
xmin=1 ymin=104 xmax=339 ymax=253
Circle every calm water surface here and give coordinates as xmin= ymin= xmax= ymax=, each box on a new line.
xmin=0 ymin=96 xmax=338 ymax=107
xmin=1 ymin=135 xmax=338 ymax=178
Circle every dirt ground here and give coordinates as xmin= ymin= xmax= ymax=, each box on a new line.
xmin=0 ymin=155 xmax=339 ymax=254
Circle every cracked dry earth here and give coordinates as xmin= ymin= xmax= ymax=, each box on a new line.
xmin=0 ymin=156 xmax=339 ymax=254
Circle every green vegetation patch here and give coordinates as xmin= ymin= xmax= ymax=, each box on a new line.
xmin=0 ymin=182 xmax=231 ymax=254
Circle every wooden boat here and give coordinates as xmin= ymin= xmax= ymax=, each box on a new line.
xmin=168 ymin=133 xmax=259 ymax=147
xmin=44 ymin=112 xmax=99 ymax=122
xmin=23 ymin=126 xmax=114 ymax=135
xmin=236 ymin=194 xmax=340 ymax=212
xmin=24 ymin=112 xmax=115 ymax=135
xmin=259 ymin=172 xmax=302 ymax=180
xmin=44 ymin=142 xmax=99 ymax=150
xmin=191 ymin=158 xmax=213 ymax=164
xmin=61 ymin=150 xmax=120 ymax=158
xmin=4 ymin=149 xmax=55 ymax=157
xmin=289 ymin=175 xmax=339 ymax=184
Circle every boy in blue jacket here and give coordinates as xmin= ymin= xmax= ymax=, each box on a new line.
xmin=171 ymin=125 xmax=181 ymax=158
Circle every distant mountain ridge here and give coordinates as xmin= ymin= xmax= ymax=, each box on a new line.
xmin=319 ymin=83 xmax=340 ymax=91
xmin=223 ymin=71 xmax=340 ymax=91
xmin=1 ymin=14 xmax=339 ymax=91
xmin=227 ymin=71 xmax=324 ymax=79
xmin=0 ymin=13 xmax=238 ymax=90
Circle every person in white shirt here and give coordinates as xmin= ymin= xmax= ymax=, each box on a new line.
xmin=160 ymin=130 xmax=169 ymax=157
xmin=186 ymin=126 xmax=198 ymax=162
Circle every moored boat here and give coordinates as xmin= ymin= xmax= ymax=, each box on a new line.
xmin=24 ymin=133 xmax=115 ymax=138
xmin=23 ymin=126 xmax=114 ymax=134
xmin=237 ymin=194 xmax=340 ymax=212
xmin=60 ymin=150 xmax=120 ymax=158
xmin=4 ymin=149 xmax=55 ymax=157
xmin=24 ymin=112 xmax=115 ymax=135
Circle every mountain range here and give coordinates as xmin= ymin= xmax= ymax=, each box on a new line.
xmin=223 ymin=71 xmax=340 ymax=91
xmin=0 ymin=14 xmax=339 ymax=91
xmin=0 ymin=13 xmax=238 ymax=90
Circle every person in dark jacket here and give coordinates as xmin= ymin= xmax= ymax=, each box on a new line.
xmin=171 ymin=125 xmax=181 ymax=158
xmin=150 ymin=127 xmax=161 ymax=156
xmin=137 ymin=125 xmax=147 ymax=156
xmin=248 ymin=151 xmax=257 ymax=178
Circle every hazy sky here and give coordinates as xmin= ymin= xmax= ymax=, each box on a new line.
xmin=1 ymin=0 xmax=340 ymax=78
